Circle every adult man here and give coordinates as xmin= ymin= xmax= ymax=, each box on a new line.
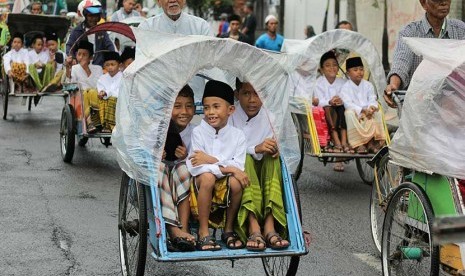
xmin=255 ymin=15 xmax=284 ymax=52
xmin=66 ymin=2 xmax=115 ymax=66
xmin=384 ymin=0 xmax=465 ymax=106
xmin=241 ymin=2 xmax=256 ymax=44
xmin=220 ymin=14 xmax=250 ymax=43
xmin=111 ymin=0 xmax=140 ymax=22
xmin=30 ymin=2 xmax=42 ymax=14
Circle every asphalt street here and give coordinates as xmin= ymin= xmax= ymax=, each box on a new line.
xmin=0 ymin=97 xmax=381 ymax=275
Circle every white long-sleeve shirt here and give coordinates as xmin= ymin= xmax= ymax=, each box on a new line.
xmin=68 ymin=63 xmax=103 ymax=90
xmin=3 ymin=48 xmax=29 ymax=74
xmin=97 ymin=71 xmax=123 ymax=99
xmin=314 ymin=76 xmax=346 ymax=107
xmin=28 ymin=49 xmax=49 ymax=74
xmin=229 ymin=103 xmax=273 ymax=160
xmin=186 ymin=119 xmax=246 ymax=178
xmin=180 ymin=123 xmax=195 ymax=153
xmin=340 ymin=79 xmax=378 ymax=116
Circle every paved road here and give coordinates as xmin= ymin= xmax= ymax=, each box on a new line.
xmin=0 ymin=97 xmax=381 ymax=275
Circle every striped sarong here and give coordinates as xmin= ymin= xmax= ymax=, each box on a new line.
xmin=190 ymin=176 xmax=230 ymax=229
xmin=98 ymin=96 xmax=117 ymax=130
xmin=345 ymin=109 xmax=386 ymax=148
xmin=28 ymin=63 xmax=54 ymax=91
xmin=236 ymin=154 xmax=287 ymax=243
xmin=82 ymin=89 xmax=101 ymax=127
xmin=158 ymin=161 xmax=191 ymax=227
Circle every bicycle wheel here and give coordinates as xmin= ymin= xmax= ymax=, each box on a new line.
xmin=2 ymin=76 xmax=8 ymax=120
xmin=370 ymin=154 xmax=401 ymax=255
xmin=356 ymin=158 xmax=374 ymax=185
xmin=291 ymin=113 xmax=304 ymax=181
xmin=381 ymin=183 xmax=439 ymax=276
xmin=262 ymin=178 xmax=301 ymax=276
xmin=118 ymin=172 xmax=147 ymax=276
xmin=60 ymin=105 xmax=75 ymax=163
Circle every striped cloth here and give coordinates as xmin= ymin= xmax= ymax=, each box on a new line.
xmin=345 ymin=110 xmax=385 ymax=148
xmin=235 ymin=154 xmax=287 ymax=243
xmin=158 ymin=162 xmax=191 ymax=227
xmin=388 ymin=15 xmax=465 ymax=89
xmin=29 ymin=63 xmax=54 ymax=91
xmin=98 ymin=96 xmax=117 ymax=130
xmin=190 ymin=176 xmax=230 ymax=229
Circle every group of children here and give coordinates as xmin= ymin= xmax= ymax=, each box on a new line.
xmin=313 ymin=51 xmax=386 ymax=172
xmin=3 ymin=32 xmax=65 ymax=95
xmin=160 ymin=79 xmax=289 ymax=252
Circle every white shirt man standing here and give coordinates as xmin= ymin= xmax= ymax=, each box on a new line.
xmin=111 ymin=0 xmax=140 ymax=22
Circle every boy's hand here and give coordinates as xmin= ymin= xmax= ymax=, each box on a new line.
xmin=175 ymin=145 xmax=187 ymax=160
xmin=255 ymin=138 xmax=278 ymax=155
xmin=98 ymin=91 xmax=107 ymax=100
xmin=189 ymin=150 xmax=218 ymax=166
xmin=232 ymin=169 xmax=250 ymax=188
xmin=331 ymin=96 xmax=343 ymax=106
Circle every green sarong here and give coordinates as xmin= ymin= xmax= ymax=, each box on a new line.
xmin=235 ymin=154 xmax=287 ymax=243
xmin=28 ymin=63 xmax=54 ymax=91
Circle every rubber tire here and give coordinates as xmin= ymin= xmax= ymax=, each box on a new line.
xmin=356 ymin=158 xmax=374 ymax=185
xmin=2 ymin=76 xmax=8 ymax=120
xmin=119 ymin=172 xmax=147 ymax=276
xmin=369 ymin=153 xmax=393 ymax=255
xmin=291 ymin=113 xmax=304 ymax=181
xmin=262 ymin=177 xmax=301 ymax=276
xmin=381 ymin=182 xmax=439 ymax=276
xmin=60 ymin=105 xmax=75 ymax=163
xmin=78 ymin=137 xmax=88 ymax=147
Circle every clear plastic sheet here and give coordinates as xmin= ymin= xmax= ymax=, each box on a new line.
xmin=390 ymin=38 xmax=465 ymax=179
xmin=279 ymin=29 xmax=393 ymax=116
xmin=112 ymin=28 xmax=300 ymax=185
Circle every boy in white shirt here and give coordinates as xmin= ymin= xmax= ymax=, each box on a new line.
xmin=28 ymin=35 xmax=52 ymax=91
xmin=230 ymin=79 xmax=289 ymax=251
xmin=65 ymin=40 xmax=103 ymax=133
xmin=41 ymin=32 xmax=66 ymax=93
xmin=3 ymin=33 xmax=29 ymax=95
xmin=159 ymin=85 xmax=196 ymax=252
xmin=341 ymin=57 xmax=386 ymax=154
xmin=96 ymin=51 xmax=122 ymax=133
xmin=187 ymin=80 xmax=248 ymax=251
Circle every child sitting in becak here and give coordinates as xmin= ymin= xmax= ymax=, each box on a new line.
xmin=65 ymin=40 xmax=103 ymax=133
xmin=96 ymin=51 xmax=122 ymax=133
xmin=159 ymin=85 xmax=196 ymax=252
xmin=187 ymin=80 xmax=248 ymax=251
xmin=40 ymin=32 xmax=66 ymax=92
xmin=28 ymin=34 xmax=52 ymax=91
xmin=3 ymin=33 xmax=29 ymax=95
xmin=230 ymin=79 xmax=289 ymax=251
xmin=341 ymin=57 xmax=386 ymax=154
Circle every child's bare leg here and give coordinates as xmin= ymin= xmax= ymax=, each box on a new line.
xmin=264 ymin=213 xmax=289 ymax=247
xmin=167 ymin=199 xmax=194 ymax=242
xmin=225 ymin=177 xmax=243 ymax=248
xmin=196 ymin=173 xmax=215 ymax=239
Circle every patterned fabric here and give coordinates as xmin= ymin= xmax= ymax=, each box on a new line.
xmin=11 ymin=62 xmax=27 ymax=83
xmin=28 ymin=63 xmax=54 ymax=91
xmin=190 ymin=176 xmax=230 ymax=229
xmin=236 ymin=154 xmax=287 ymax=243
xmin=388 ymin=15 xmax=465 ymax=89
xmin=345 ymin=110 xmax=385 ymax=148
xmin=82 ymin=89 xmax=101 ymax=127
xmin=98 ymin=96 xmax=117 ymax=130
xmin=158 ymin=162 xmax=191 ymax=227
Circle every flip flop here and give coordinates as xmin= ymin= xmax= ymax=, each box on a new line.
xmin=196 ymin=236 xmax=221 ymax=251
xmin=265 ymin=232 xmax=289 ymax=250
xmin=246 ymin=232 xmax=266 ymax=252
xmin=167 ymin=237 xmax=196 ymax=252
xmin=221 ymin=231 xmax=245 ymax=250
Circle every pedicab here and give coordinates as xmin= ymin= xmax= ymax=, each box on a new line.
xmin=113 ymin=28 xmax=308 ymax=276
xmin=369 ymin=38 xmax=465 ymax=275
xmin=1 ymin=14 xmax=70 ymax=120
xmin=60 ymin=22 xmax=135 ymax=163
xmin=276 ymin=29 xmax=394 ymax=184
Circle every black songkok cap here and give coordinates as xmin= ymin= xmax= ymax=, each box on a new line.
xmin=202 ymin=80 xmax=234 ymax=105
xmin=346 ymin=56 xmax=363 ymax=70
xmin=45 ymin=32 xmax=58 ymax=42
xmin=120 ymin=46 xmax=135 ymax=62
xmin=76 ymin=40 xmax=94 ymax=56
xmin=320 ymin=51 xmax=337 ymax=68
xmin=103 ymin=51 xmax=121 ymax=63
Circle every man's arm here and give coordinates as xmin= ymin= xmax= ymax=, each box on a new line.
xmin=386 ymin=27 xmax=414 ymax=91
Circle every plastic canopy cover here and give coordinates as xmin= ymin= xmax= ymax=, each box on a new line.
xmin=279 ymin=29 xmax=390 ymax=115
xmin=112 ymin=28 xmax=300 ymax=185
xmin=389 ymin=38 xmax=465 ymax=179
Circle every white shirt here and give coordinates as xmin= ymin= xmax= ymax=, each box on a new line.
xmin=111 ymin=8 xmax=140 ymax=22
xmin=229 ymin=103 xmax=273 ymax=160
xmin=3 ymin=48 xmax=29 ymax=73
xmin=28 ymin=49 xmax=49 ymax=74
xmin=180 ymin=123 xmax=195 ymax=153
xmin=314 ymin=76 xmax=346 ymax=107
xmin=68 ymin=63 xmax=103 ymax=90
xmin=97 ymin=71 xmax=123 ymax=99
xmin=138 ymin=12 xmax=213 ymax=103
xmin=341 ymin=79 xmax=377 ymax=116
xmin=186 ymin=120 xmax=246 ymax=178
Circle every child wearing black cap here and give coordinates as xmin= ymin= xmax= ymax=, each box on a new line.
xmin=95 ymin=51 xmax=123 ymax=133
xmin=341 ymin=57 xmax=386 ymax=154
xmin=3 ymin=33 xmax=29 ymax=94
xmin=120 ymin=46 xmax=135 ymax=70
xmin=40 ymin=32 xmax=66 ymax=92
xmin=187 ymin=80 xmax=247 ymax=251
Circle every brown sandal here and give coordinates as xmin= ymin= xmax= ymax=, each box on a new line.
xmin=246 ymin=232 xmax=266 ymax=252
xmin=265 ymin=232 xmax=289 ymax=250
